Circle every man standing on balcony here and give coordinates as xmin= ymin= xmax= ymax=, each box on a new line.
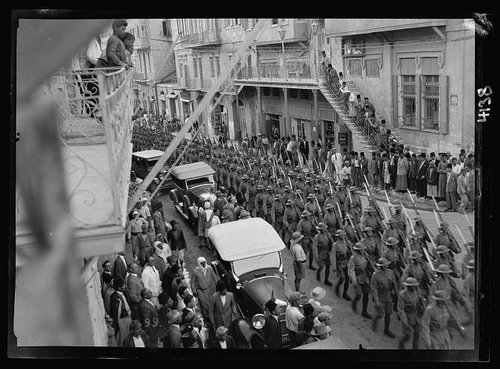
xmin=320 ymin=51 xmax=332 ymax=69
xmin=96 ymin=19 xmax=129 ymax=70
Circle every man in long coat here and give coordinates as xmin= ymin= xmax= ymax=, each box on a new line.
xmin=191 ymin=257 xmax=219 ymax=320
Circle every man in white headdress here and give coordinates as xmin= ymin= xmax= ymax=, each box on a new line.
xmin=191 ymin=256 xmax=219 ymax=321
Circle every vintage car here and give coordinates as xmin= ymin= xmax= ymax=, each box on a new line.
xmin=131 ymin=149 xmax=173 ymax=193
xmin=207 ymin=217 xmax=293 ymax=348
xmin=169 ymin=161 xmax=216 ymax=227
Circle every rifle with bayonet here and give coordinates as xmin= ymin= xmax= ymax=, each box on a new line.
xmin=407 ymin=189 xmax=420 ymax=215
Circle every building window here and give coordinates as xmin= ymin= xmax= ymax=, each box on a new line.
xmin=420 ymin=56 xmax=440 ymax=131
xmin=299 ymin=89 xmax=309 ymax=100
xmin=263 ymin=87 xmax=271 ymax=96
xmin=401 ymin=75 xmax=416 ymax=126
xmin=272 ymin=88 xmax=280 ymax=97
xmin=210 ymin=56 xmax=215 ymax=78
xmin=365 ymin=59 xmax=379 ymax=78
xmin=289 ymin=89 xmax=298 ymax=99
xmin=198 ymin=57 xmax=203 ymax=80
xmin=147 ymin=52 xmax=152 ymax=73
xmin=215 ymin=56 xmax=220 ymax=77
xmin=348 ymin=58 xmax=362 ymax=77
xmin=162 ymin=20 xmax=172 ymax=38
xmin=193 ymin=58 xmax=198 ymax=78
xmin=297 ymin=120 xmax=305 ymax=140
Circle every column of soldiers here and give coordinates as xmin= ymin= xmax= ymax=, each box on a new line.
xmin=179 ymin=138 xmax=475 ymax=350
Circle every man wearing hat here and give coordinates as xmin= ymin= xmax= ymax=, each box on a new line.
xmin=416 ymin=152 xmax=429 ymax=198
xmin=305 ymin=193 xmax=322 ymax=224
xmin=271 ymin=193 xmax=286 ymax=240
xmin=397 ymin=277 xmax=425 ymax=349
xmin=238 ymin=210 xmax=251 ymax=220
xmin=221 ymin=209 xmax=233 ymax=224
xmin=312 ymin=222 xmax=334 ymax=286
xmin=413 ymin=216 xmax=431 ymax=246
xmin=461 ymin=242 xmax=475 ymax=280
xmin=264 ymin=186 xmax=275 ymax=224
xmin=370 ymin=257 xmax=398 ymax=338
xmin=421 ymin=290 xmax=452 ymax=349
xmin=323 ymin=202 xmax=340 ymax=236
xmin=433 ymin=245 xmax=460 ymax=278
xmin=283 ymin=200 xmax=300 ymax=246
xmin=391 ymin=203 xmax=407 ymax=234
xmin=262 ymin=299 xmax=283 ymax=349
xmin=310 ymin=322 xmax=332 ymax=341
xmin=290 ymin=231 xmax=307 ymax=292
xmin=245 ymin=177 xmax=258 ymax=217
xmin=303 ymin=177 xmax=315 ymax=200
xmin=297 ymin=210 xmax=317 ymax=270
xmin=434 ymin=222 xmax=461 ymax=256
xmin=210 ymin=325 xmax=235 ymax=349
xmin=382 ymin=218 xmax=405 ymax=254
xmin=462 ymin=260 xmax=475 ymax=325
xmin=237 ymin=175 xmax=249 ymax=203
xmin=381 ymin=236 xmax=405 ymax=290
xmin=209 ymin=280 xmax=239 ymax=333
xmin=165 ymin=309 xmax=183 ymax=348
xmin=285 ymin=291 xmax=305 ymax=347
xmin=361 ymin=227 xmax=382 ymax=265
xmin=254 ymin=184 xmax=267 ymax=220
xmin=360 ymin=206 xmax=381 ymax=236
xmin=348 ymin=241 xmax=374 ymax=318
xmin=401 ymin=250 xmax=434 ymax=299
xmin=134 ymin=222 xmax=154 ymax=267
xmin=344 ymin=186 xmax=363 ymax=224
xmin=331 ymin=229 xmax=352 ymax=301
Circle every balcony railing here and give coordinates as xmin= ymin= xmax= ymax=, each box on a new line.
xmin=28 ymin=67 xmax=134 ymax=229
xmin=235 ymin=62 xmax=318 ymax=82
xmin=179 ymin=28 xmax=221 ymax=46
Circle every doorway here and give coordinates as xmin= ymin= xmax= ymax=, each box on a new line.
xmin=266 ymin=113 xmax=280 ymax=139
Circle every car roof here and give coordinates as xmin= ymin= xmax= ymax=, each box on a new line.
xmin=207 ymin=217 xmax=285 ymax=261
xmin=170 ymin=161 xmax=215 ymax=180
xmin=132 ymin=150 xmax=165 ymax=160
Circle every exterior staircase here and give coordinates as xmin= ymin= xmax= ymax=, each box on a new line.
xmin=345 ymin=80 xmax=405 ymax=147
xmin=317 ymin=80 xmax=378 ymax=153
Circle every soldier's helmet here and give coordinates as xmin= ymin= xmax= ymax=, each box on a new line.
xmin=291 ymin=232 xmax=304 ymax=243
xmin=376 ymin=257 xmax=390 ymax=267
xmin=353 ymin=242 xmax=366 ymax=250
xmin=365 ymin=206 xmax=374 ymax=212
xmin=403 ymin=277 xmax=420 ymax=287
xmin=410 ymin=231 xmax=422 ymax=239
xmin=335 ymin=229 xmax=346 ymax=237
xmin=301 ymin=210 xmax=312 ymax=217
xmin=363 ymin=227 xmax=373 ymax=232
xmin=285 ymin=199 xmax=293 ymax=206
xmin=239 ymin=211 xmax=251 ymax=219
xmin=316 ymin=222 xmax=327 ymax=230
xmin=267 ymin=186 xmax=273 ymax=191
xmin=307 ymin=193 xmax=315 ymax=200
xmin=384 ymin=237 xmax=398 ymax=245
xmin=221 ymin=210 xmax=233 ymax=220
xmin=314 ymin=185 xmax=321 ymax=191
xmin=325 ymin=203 xmax=334 ymax=210
xmin=436 ymin=264 xmax=452 ymax=274
xmin=394 ymin=203 xmax=402 ymax=210
xmin=410 ymin=250 xmax=423 ymax=259
xmin=465 ymin=259 xmax=475 ymax=269
xmin=241 ymin=175 xmax=249 ymax=180
xmin=436 ymin=245 xmax=449 ymax=254
xmin=431 ymin=290 xmax=449 ymax=301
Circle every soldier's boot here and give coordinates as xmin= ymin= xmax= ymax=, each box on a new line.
xmin=372 ymin=316 xmax=380 ymax=332
xmin=383 ymin=314 xmax=396 ymax=338
xmin=351 ymin=295 xmax=360 ymax=313
xmin=342 ymin=277 xmax=351 ymax=301
xmin=316 ymin=268 xmax=321 ymax=282
xmin=361 ymin=294 xmax=373 ymax=319
xmin=334 ymin=281 xmax=341 ymax=297
xmin=324 ymin=267 xmax=332 ymax=286
xmin=309 ymin=253 xmax=317 ymax=270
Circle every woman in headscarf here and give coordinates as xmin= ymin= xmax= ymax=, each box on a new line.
xmin=151 ymin=240 xmax=170 ymax=279
xmin=191 ymin=256 xmax=219 ymax=321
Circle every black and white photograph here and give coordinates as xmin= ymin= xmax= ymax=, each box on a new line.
xmin=10 ymin=12 xmax=493 ymax=362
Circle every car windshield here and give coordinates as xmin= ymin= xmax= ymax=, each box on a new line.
xmin=186 ymin=175 xmax=214 ymax=187
xmin=232 ymin=252 xmax=281 ymax=277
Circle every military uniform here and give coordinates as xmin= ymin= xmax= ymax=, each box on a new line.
xmin=297 ymin=214 xmax=317 ymax=270
xmin=245 ymin=181 xmax=258 ymax=215
xmin=398 ymin=286 xmax=425 ymax=349
xmin=312 ymin=229 xmax=333 ymax=285
xmin=270 ymin=197 xmax=286 ymax=240
xmin=283 ymin=204 xmax=300 ymax=246
xmin=305 ymin=199 xmax=322 ymax=224
xmin=254 ymin=188 xmax=267 ymax=219
xmin=361 ymin=213 xmax=380 ymax=236
xmin=323 ymin=208 xmax=339 ymax=235
xmin=370 ymin=263 xmax=397 ymax=337
xmin=264 ymin=189 xmax=275 ymax=223
xmin=348 ymin=248 xmax=373 ymax=317
xmin=421 ymin=300 xmax=451 ymax=349
xmin=401 ymin=260 xmax=434 ymax=299
xmin=331 ymin=235 xmax=352 ymax=300
xmin=344 ymin=190 xmax=363 ymax=224
xmin=362 ymin=236 xmax=382 ymax=265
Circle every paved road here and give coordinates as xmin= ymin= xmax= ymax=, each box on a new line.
xmin=156 ymin=192 xmax=475 ymax=350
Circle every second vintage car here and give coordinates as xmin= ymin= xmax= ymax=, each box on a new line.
xmin=207 ymin=217 xmax=293 ymax=348
xmin=169 ymin=161 xmax=216 ymax=228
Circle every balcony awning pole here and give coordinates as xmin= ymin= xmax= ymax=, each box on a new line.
xmin=127 ymin=19 xmax=270 ymax=213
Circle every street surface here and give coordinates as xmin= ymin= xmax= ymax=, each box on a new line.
xmin=156 ymin=191 xmax=475 ymax=350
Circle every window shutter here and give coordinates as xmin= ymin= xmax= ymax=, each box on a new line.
xmin=439 ymin=75 xmax=449 ymax=134
xmin=392 ymin=75 xmax=400 ymax=128
xmin=279 ymin=116 xmax=286 ymax=137
xmin=416 ymin=75 xmax=422 ymax=130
